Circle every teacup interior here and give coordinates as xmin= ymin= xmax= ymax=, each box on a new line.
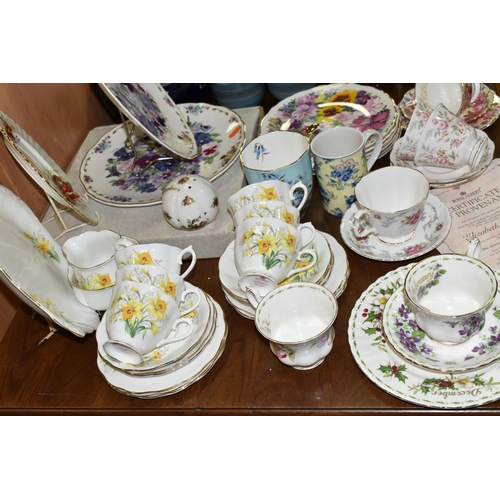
xmin=356 ymin=167 xmax=428 ymax=212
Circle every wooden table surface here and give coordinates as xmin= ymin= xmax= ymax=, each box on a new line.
xmin=2 ymin=83 xmax=500 ymax=415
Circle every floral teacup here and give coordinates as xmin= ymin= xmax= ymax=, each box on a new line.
xmin=253 ymin=282 xmax=338 ymax=370
xmin=231 ymin=200 xmax=301 ymax=228
xmin=351 ymin=166 xmax=429 ymax=244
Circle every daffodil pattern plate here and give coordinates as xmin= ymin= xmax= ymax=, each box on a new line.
xmin=348 ymin=265 xmax=500 ymax=408
xmin=0 ymin=185 xmax=100 ymax=337
xmin=79 ymin=104 xmax=245 ymax=207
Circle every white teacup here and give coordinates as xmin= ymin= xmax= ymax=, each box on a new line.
xmin=103 ymin=281 xmax=194 ymax=365
xmin=404 ymin=253 xmax=497 ymax=345
xmin=67 ymin=266 xmax=115 ymax=311
xmin=227 ymin=179 xmax=308 ymax=217
xmin=415 ymin=83 xmax=481 ymax=115
xmin=116 ymin=264 xmax=201 ymax=316
xmin=253 ymin=282 xmax=338 ymax=370
xmin=234 ymin=218 xmax=317 ymax=300
xmin=62 ymin=230 xmax=138 ymax=288
xmin=232 ymin=200 xmax=301 ymax=228
xmin=351 ymin=166 xmax=429 ymax=244
xmin=114 ymin=243 xmax=197 ymax=279
xmin=414 ymin=103 xmax=487 ymax=171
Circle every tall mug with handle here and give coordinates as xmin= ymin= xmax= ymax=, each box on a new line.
xmin=311 ymin=127 xmax=383 ymax=217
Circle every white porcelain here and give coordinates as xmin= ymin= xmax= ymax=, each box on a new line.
xmin=79 ymin=104 xmax=245 ymax=207
xmin=390 ymin=129 xmax=495 ymax=188
xmin=0 ymin=110 xmax=98 ymax=224
xmin=348 ymin=264 xmax=500 ymax=409
xmin=116 ymin=264 xmax=201 ymax=315
xmin=404 ymin=254 xmax=498 ymax=345
xmin=98 ymin=285 xmax=213 ymax=373
xmin=98 ymin=83 xmax=198 ymax=159
xmin=254 ymin=282 xmax=338 ymax=370
xmin=383 ymin=284 xmax=500 ymax=373
xmin=234 ymin=218 xmax=316 ymax=297
xmin=232 ymin=200 xmax=301 ymax=228
xmin=340 ymin=192 xmax=451 ymax=262
xmin=162 ymin=174 xmax=219 ymax=230
xmin=0 ymin=184 xmax=100 ymax=336
xmin=240 ymin=131 xmax=313 ymax=211
xmin=69 ymin=276 xmax=114 ymax=311
xmin=414 ymin=103 xmax=487 ymax=170
xmin=396 ymin=99 xmax=433 ymax=161
xmin=104 ymin=281 xmax=194 ymax=365
xmin=114 ymin=243 xmax=196 ymax=279
xmin=351 ymin=167 xmax=429 ymax=244
xmin=311 ymin=126 xmax=383 ymax=217
xmin=227 ymin=179 xmax=308 ymax=216
xmin=416 ymin=83 xmax=481 ymax=115
xmin=97 ymin=296 xmax=227 ymax=398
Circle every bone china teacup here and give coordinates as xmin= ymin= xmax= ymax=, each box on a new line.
xmin=310 ymin=126 xmax=383 ymax=217
xmin=254 ymin=282 xmax=338 ymax=370
xmin=227 ymin=179 xmax=308 ymax=217
xmin=415 ymin=83 xmax=481 ymax=115
xmin=350 ymin=166 xmax=429 ymax=244
xmin=115 ymin=264 xmax=201 ymax=316
xmin=103 ymin=281 xmax=194 ymax=365
xmin=231 ymin=200 xmax=301 ymax=228
xmin=114 ymin=243 xmax=197 ymax=279
xmin=403 ymin=253 xmax=498 ymax=345
xmin=234 ymin=218 xmax=317 ymax=299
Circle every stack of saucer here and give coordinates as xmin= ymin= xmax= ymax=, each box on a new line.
xmin=97 ymin=284 xmax=227 ymax=398
xmin=219 ymin=231 xmax=349 ymax=319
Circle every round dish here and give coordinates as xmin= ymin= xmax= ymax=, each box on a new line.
xmin=80 ymin=103 xmax=245 ymax=207
xmin=383 ymin=283 xmax=500 ymax=373
xmin=98 ymin=83 xmax=197 ymax=159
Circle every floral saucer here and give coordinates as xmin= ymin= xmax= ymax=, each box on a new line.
xmin=97 ymin=296 xmax=227 ymax=398
xmin=99 ymin=83 xmax=198 ymax=159
xmin=348 ymin=265 xmax=500 ymax=408
xmin=398 ymin=84 xmax=500 ymax=130
xmin=0 ymin=185 xmax=100 ymax=337
xmin=390 ymin=129 xmax=495 ymax=188
xmin=340 ymin=193 xmax=451 ymax=262
xmin=80 ymin=103 xmax=245 ymax=207
xmin=383 ymin=281 xmax=500 ymax=373
xmin=97 ymin=286 xmax=214 ymax=374
xmin=260 ymin=83 xmax=399 ymax=159
xmin=0 ymin=110 xmax=99 ymax=224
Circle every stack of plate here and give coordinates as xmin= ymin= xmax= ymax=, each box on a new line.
xmin=97 ymin=286 xmax=227 ymax=398
xmin=398 ymin=83 xmax=500 ymax=130
xmin=260 ymin=83 xmax=402 ymax=161
xmin=219 ymin=230 xmax=350 ymax=320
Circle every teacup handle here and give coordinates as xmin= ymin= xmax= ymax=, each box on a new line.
xmin=298 ymin=222 xmax=315 ymax=248
xmin=177 ymin=245 xmax=197 ymax=279
xmin=289 ymin=181 xmax=308 ymax=212
xmin=351 ymin=209 xmax=377 ymax=239
xmin=156 ymin=318 xmax=194 ymax=347
xmin=245 ymin=285 xmax=269 ymax=310
xmin=285 ymin=249 xmax=317 ymax=279
xmin=179 ymin=288 xmax=202 ymax=317
xmin=470 ymin=83 xmax=481 ymax=104
xmin=363 ymin=130 xmax=383 ymax=171
xmin=115 ymin=236 xmax=138 ymax=251
xmin=467 ymin=237 xmax=481 ymax=259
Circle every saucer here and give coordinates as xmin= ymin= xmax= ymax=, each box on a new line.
xmin=340 ymin=193 xmax=451 ymax=262
xmin=390 ymin=129 xmax=495 ymax=188
xmin=383 ymin=282 xmax=500 ymax=373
